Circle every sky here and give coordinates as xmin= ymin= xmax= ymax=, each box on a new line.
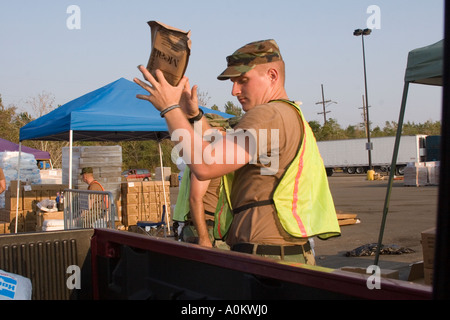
xmin=0 ymin=0 xmax=445 ymax=128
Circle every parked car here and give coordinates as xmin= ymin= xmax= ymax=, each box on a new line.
xmin=122 ymin=169 xmax=151 ymax=181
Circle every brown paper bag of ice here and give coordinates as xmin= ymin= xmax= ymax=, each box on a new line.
xmin=146 ymin=21 xmax=191 ymax=86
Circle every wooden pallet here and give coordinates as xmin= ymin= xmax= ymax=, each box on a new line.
xmin=336 ymin=210 xmax=360 ymax=226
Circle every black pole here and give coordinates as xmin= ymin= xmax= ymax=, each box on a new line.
xmin=321 ymin=84 xmax=327 ymax=124
xmin=361 ymin=34 xmax=373 ymax=171
xmin=433 ymin=0 xmax=450 ymax=300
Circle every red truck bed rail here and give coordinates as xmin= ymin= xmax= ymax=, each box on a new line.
xmin=90 ymin=228 xmax=431 ymax=300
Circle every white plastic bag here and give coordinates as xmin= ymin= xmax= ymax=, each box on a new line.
xmin=0 ymin=269 xmax=32 ymax=300
xmin=37 ymin=199 xmax=57 ymax=212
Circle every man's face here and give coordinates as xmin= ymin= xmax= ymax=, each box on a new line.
xmin=230 ymin=66 xmax=272 ymax=111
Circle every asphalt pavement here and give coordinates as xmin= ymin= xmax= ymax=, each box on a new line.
xmin=313 ymin=172 xmax=438 ymax=282
xmin=170 ymin=171 xmax=438 ymax=282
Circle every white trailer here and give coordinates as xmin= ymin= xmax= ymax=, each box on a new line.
xmin=317 ymin=135 xmax=427 ymax=176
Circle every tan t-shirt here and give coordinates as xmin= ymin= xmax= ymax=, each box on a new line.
xmin=226 ymin=101 xmax=306 ymax=246
xmin=88 ymin=180 xmax=104 ymax=191
xmin=203 ymin=176 xmax=221 ymax=215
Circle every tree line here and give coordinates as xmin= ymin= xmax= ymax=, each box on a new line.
xmin=0 ymin=93 xmax=441 ymax=173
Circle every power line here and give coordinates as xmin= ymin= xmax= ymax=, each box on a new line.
xmin=315 ymin=84 xmax=337 ymax=125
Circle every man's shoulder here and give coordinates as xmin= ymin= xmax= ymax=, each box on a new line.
xmin=88 ymin=180 xmax=104 ymax=191
xmin=241 ymin=101 xmax=298 ymax=123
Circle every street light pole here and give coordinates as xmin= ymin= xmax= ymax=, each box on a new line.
xmin=354 ymin=28 xmax=373 ymax=171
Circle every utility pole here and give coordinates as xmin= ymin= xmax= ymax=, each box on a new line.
xmin=315 ymin=84 xmax=336 ymax=125
xmin=358 ymin=95 xmax=368 ymax=137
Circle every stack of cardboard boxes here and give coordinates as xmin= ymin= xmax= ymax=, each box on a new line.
xmin=403 ymin=161 xmax=440 ymax=187
xmin=121 ymin=180 xmax=171 ymax=227
xmin=62 ymin=145 xmax=123 ymax=202
xmin=421 ymin=227 xmax=436 ymax=285
xmin=404 ymin=162 xmax=428 ymax=186
xmin=0 ymin=180 xmax=67 ymax=233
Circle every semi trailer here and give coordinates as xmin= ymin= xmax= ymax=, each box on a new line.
xmin=317 ymin=135 xmax=433 ymax=176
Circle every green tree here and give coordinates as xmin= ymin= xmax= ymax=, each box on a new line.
xmin=308 ymin=120 xmax=321 ymax=138
xmin=224 ymin=101 xmax=242 ymax=116
xmin=0 ymin=99 xmax=20 ymax=142
xmin=120 ymin=139 xmax=178 ymax=173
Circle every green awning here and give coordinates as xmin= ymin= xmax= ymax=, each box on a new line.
xmin=404 ymin=40 xmax=443 ymax=86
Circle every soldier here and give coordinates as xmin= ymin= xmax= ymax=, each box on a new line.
xmin=135 ymin=39 xmax=340 ymax=264
xmin=80 ymin=167 xmax=104 ymax=191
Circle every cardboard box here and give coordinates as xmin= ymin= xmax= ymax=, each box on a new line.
xmin=33 ymin=210 xmax=64 ymax=231
xmin=121 ymin=181 xmax=142 ymax=194
xmin=0 ymin=209 xmax=23 ymax=222
xmin=0 ymin=208 xmax=10 ymax=222
xmin=120 ymin=180 xmax=170 ymax=226
xmin=122 ymin=213 xmax=139 ymax=226
xmin=7 ymin=180 xmax=26 ymax=196
xmin=0 ymin=221 xmax=10 ymax=234
xmin=122 ymin=193 xmax=140 ymax=205
xmin=4 ymin=190 xmax=22 ymax=210
xmin=424 ymin=267 xmax=434 ymax=286
xmin=23 ymin=197 xmax=39 ymax=211
xmin=421 ymin=227 xmax=436 ymax=269
xmin=421 ymin=227 xmax=435 ymax=286
xmin=404 ymin=163 xmax=428 ymax=186
xmin=10 ymin=213 xmax=25 ymax=233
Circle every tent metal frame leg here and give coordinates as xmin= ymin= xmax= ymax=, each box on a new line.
xmin=374 ymin=82 xmax=409 ymax=265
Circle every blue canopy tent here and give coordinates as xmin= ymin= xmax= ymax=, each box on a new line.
xmin=19 ymin=77 xmax=232 ymax=185
xmin=16 ymin=77 xmax=232 ymax=233
xmin=20 ymin=77 xmax=231 ymax=142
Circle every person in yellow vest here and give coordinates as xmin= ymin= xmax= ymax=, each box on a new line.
xmin=174 ymin=115 xmax=237 ymax=248
xmin=174 ymin=167 xmax=220 ymax=247
xmin=135 ymin=39 xmax=340 ymax=264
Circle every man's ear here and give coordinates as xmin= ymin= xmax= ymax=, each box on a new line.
xmin=267 ymin=68 xmax=279 ymax=82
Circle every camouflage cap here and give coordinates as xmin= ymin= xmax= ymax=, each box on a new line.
xmin=217 ymin=39 xmax=282 ymax=81
xmin=205 ymin=113 xmax=241 ymax=129
xmin=80 ymin=167 xmax=93 ymax=175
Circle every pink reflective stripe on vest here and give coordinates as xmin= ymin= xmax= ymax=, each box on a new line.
xmin=291 ymin=136 xmax=308 ymax=237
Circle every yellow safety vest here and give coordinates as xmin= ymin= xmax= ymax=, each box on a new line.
xmin=214 ymin=100 xmax=341 ymax=240
xmin=173 ymin=167 xmax=191 ymax=222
